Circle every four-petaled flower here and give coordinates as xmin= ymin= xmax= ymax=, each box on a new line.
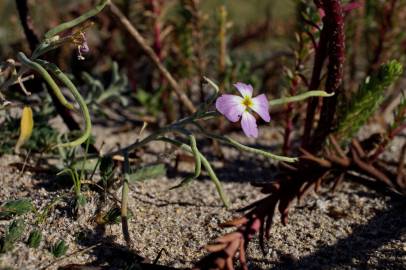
xmin=215 ymin=82 xmax=270 ymax=138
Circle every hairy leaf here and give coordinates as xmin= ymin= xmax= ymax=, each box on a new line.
xmin=0 ymin=199 xmax=33 ymax=220
xmin=0 ymin=219 xmax=26 ymax=253
xmin=336 ymin=60 xmax=403 ymax=142
xmin=27 ymin=229 xmax=42 ymax=249
xmin=51 ymin=239 xmax=68 ymax=258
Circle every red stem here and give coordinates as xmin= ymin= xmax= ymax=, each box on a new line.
xmin=151 ymin=0 xmax=163 ymax=61
xmin=309 ymin=0 xmax=345 ymax=152
xmin=302 ymin=7 xmax=329 ymax=148
xmin=367 ymin=0 xmax=397 ymax=75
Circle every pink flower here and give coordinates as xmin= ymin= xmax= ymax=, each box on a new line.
xmin=215 ymin=82 xmax=270 ymax=138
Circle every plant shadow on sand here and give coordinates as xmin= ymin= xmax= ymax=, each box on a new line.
xmin=267 ymin=195 xmax=406 ymax=270
xmin=57 ymin=230 xmax=180 ymax=269
xmin=54 ymin=194 xmax=405 ymax=269
xmin=165 ymin=140 xmax=281 ymax=184
xmin=9 ymin=145 xmax=405 ymax=270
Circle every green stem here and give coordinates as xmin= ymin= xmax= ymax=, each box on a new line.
xmin=225 ymin=136 xmax=298 ymax=163
xmin=44 ymin=0 xmax=109 ymax=39
xmin=192 ymin=122 xmax=298 ymax=163
xmin=269 ymin=90 xmax=334 ymax=107
xmin=17 ymin=52 xmax=74 ymax=110
xmin=170 ymin=134 xmax=202 ymax=189
xmin=121 ymin=150 xmax=132 ymax=246
xmin=102 ymin=111 xmax=217 ymax=158
xmin=159 ymin=137 xmax=230 ymax=208
xmin=36 ymin=59 xmax=92 ymax=148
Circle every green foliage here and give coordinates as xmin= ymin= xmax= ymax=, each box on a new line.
xmin=134 ymin=88 xmax=164 ymax=117
xmin=128 ymin=164 xmax=166 ymax=183
xmin=27 ymin=229 xmax=42 ymax=249
xmin=102 ymin=207 xmax=121 ymax=225
xmin=100 ymin=156 xmax=115 ymax=177
xmin=0 ymin=199 xmax=33 ymax=220
xmin=51 ymin=239 xmax=68 ymax=258
xmin=390 ymin=91 xmax=406 ymax=131
xmin=100 ymin=156 xmax=116 ymax=188
xmin=98 ymin=206 xmax=133 ymax=225
xmin=58 ymin=166 xmax=87 ymax=215
xmin=0 ymin=219 xmax=26 ymax=253
xmin=336 ymin=60 xmax=403 ymax=142
xmin=82 ymin=62 xmax=130 ymax=111
xmin=36 ymin=197 xmax=62 ymax=225
xmin=0 ymin=112 xmax=58 ymax=155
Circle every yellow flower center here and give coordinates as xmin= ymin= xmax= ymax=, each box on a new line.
xmin=242 ymin=96 xmax=253 ymax=108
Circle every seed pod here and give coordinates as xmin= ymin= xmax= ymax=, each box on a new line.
xmin=15 ymin=106 xmax=34 ymax=153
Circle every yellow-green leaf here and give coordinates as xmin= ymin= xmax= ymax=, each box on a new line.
xmin=14 ymin=106 xmax=34 ymax=153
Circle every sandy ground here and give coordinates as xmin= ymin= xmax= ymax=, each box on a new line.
xmin=0 ymin=126 xmax=405 ymax=270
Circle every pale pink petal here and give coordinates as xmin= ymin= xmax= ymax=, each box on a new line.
xmin=318 ymin=8 xmax=325 ymax=18
xmin=234 ymin=82 xmax=253 ymax=98
xmin=215 ymin=94 xmax=245 ymax=122
xmin=251 ymin=94 xmax=271 ymax=122
xmin=342 ymin=2 xmax=361 ymax=13
xmin=241 ymin=111 xmax=258 ymax=138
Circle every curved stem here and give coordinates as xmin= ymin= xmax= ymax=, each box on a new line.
xmin=269 ymin=90 xmax=333 ymax=107
xmin=102 ymin=111 xmax=217 ymax=158
xmin=159 ymin=137 xmax=230 ymax=208
xmin=17 ymin=52 xmax=74 ymax=110
xmin=191 ymin=122 xmax=298 ymax=163
xmin=44 ymin=0 xmax=109 ymax=39
xmin=225 ymin=136 xmax=298 ymax=163
xmin=121 ymin=150 xmax=132 ymax=247
xmin=171 ymin=134 xmax=202 ymax=189
xmin=35 ymin=59 xmax=91 ymax=148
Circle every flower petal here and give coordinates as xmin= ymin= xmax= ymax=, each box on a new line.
xmin=215 ymin=94 xmax=245 ymax=122
xmin=234 ymin=82 xmax=253 ymax=98
xmin=251 ymin=94 xmax=271 ymax=122
xmin=241 ymin=111 xmax=258 ymax=138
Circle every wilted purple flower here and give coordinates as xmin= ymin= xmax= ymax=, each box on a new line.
xmin=79 ymin=42 xmax=90 ymax=54
xmin=77 ymin=32 xmax=89 ymax=60
xmin=215 ymin=82 xmax=270 ymax=138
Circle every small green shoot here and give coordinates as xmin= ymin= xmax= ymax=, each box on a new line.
xmin=97 ymin=206 xmax=134 ymax=225
xmin=27 ymin=229 xmax=42 ymax=249
xmin=337 ymin=60 xmax=403 ymax=142
xmin=50 ymin=239 xmax=68 ymax=258
xmin=100 ymin=156 xmax=116 ymax=188
xmin=0 ymin=219 xmax=26 ymax=253
xmin=0 ymin=199 xmax=34 ymax=220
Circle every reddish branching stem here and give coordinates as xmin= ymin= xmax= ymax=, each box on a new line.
xmin=194 ymin=133 xmax=406 ymax=270
xmin=302 ymin=6 xmax=329 ymax=147
xmin=368 ymin=0 xmax=397 ymax=75
xmin=15 ymin=0 xmax=39 ymax=52
xmin=150 ymin=0 xmax=163 ymax=61
xmin=370 ymin=121 xmax=406 ymax=162
xmin=310 ymin=0 xmax=345 ymax=152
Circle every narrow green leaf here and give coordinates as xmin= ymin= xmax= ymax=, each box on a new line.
xmin=45 ymin=0 xmax=109 ymax=38
xmin=0 ymin=219 xmax=26 ymax=253
xmin=0 ymin=199 xmax=33 ymax=219
xmin=51 ymin=240 xmax=68 ymax=258
xmin=27 ymin=230 xmax=42 ymax=249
